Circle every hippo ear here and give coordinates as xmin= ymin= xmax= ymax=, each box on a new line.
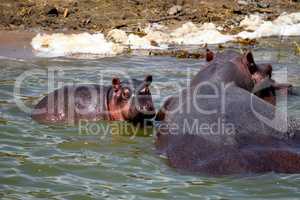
xmin=144 ymin=75 xmax=152 ymax=86
xmin=206 ymin=48 xmax=214 ymax=62
xmin=259 ymin=64 xmax=272 ymax=78
xmin=243 ymin=50 xmax=257 ymax=74
xmin=112 ymin=77 xmax=121 ymax=92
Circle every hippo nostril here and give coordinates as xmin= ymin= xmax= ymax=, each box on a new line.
xmin=137 ymin=102 xmax=154 ymax=112
xmin=145 ymin=104 xmax=149 ymax=109
xmin=146 ymin=103 xmax=154 ymax=111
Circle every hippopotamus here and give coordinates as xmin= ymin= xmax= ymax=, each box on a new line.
xmin=156 ymin=50 xmax=290 ymax=121
xmin=32 ymin=75 xmax=155 ymax=125
xmin=155 ymin=50 xmax=300 ymax=175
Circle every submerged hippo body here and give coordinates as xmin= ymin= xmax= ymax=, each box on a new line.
xmin=155 ymin=50 xmax=300 ymax=175
xmin=32 ymin=76 xmax=155 ymax=124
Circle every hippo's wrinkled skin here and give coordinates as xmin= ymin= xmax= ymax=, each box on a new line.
xmin=32 ymin=75 xmax=155 ymax=125
xmin=155 ymin=50 xmax=300 ymax=175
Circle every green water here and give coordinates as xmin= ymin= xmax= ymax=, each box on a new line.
xmin=1 ymin=44 xmax=300 ymax=199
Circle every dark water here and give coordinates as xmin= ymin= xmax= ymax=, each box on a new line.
xmin=1 ymin=45 xmax=300 ymax=199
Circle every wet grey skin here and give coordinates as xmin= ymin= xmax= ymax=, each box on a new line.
xmin=155 ymin=50 xmax=300 ymax=175
xmin=31 ymin=76 xmax=156 ymax=125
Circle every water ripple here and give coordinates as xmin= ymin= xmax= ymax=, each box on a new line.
xmin=0 ymin=48 xmax=300 ymax=199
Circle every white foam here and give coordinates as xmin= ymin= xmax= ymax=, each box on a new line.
xmin=170 ymin=22 xmax=200 ymax=38
xmin=169 ymin=23 xmax=234 ymax=45
xmin=126 ymin=34 xmax=159 ymax=49
xmin=144 ymin=23 xmax=168 ymax=33
xmin=240 ymin=14 xmax=264 ymax=31
xmin=144 ymin=30 xmax=170 ymax=44
xmin=238 ymin=12 xmax=300 ymax=39
xmin=31 ymin=12 xmax=300 ymax=57
xmin=105 ymin=29 xmax=165 ymax=49
xmin=107 ymin=29 xmax=128 ymax=44
xmin=142 ymin=22 xmax=233 ymax=45
xmin=31 ymin=32 xmax=124 ymax=57
xmin=274 ymin=12 xmax=300 ymax=25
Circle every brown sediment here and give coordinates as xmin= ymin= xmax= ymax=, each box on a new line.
xmin=0 ymin=0 xmax=300 ymax=34
xmin=149 ymin=49 xmax=206 ymax=59
xmin=234 ymin=38 xmax=257 ymax=46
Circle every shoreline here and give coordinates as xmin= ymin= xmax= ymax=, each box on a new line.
xmin=0 ymin=31 xmax=299 ymax=60
xmin=1 ymin=11 xmax=300 ymax=59
xmin=1 ymin=0 xmax=300 ymax=59
xmin=1 ymin=0 xmax=300 ymax=34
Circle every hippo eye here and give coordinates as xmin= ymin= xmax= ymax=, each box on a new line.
xmin=140 ymin=87 xmax=150 ymax=95
xmin=122 ymin=88 xmax=131 ymax=99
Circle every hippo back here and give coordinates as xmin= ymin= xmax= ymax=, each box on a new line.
xmin=155 ymin=83 xmax=298 ymax=174
xmin=191 ymin=50 xmax=255 ymax=91
xmin=32 ymin=84 xmax=111 ymax=124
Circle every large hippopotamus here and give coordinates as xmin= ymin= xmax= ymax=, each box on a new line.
xmin=155 ymin=50 xmax=300 ymax=175
xmin=32 ymin=75 xmax=155 ymax=125
xmin=200 ymin=50 xmax=292 ymax=105
xmin=156 ymin=50 xmax=292 ymax=120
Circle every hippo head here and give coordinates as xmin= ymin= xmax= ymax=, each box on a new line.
xmin=218 ymin=50 xmax=292 ymax=105
xmin=252 ymin=63 xmax=272 ymax=83
xmin=237 ymin=51 xmax=292 ymax=104
xmin=222 ymin=50 xmax=258 ymax=91
xmin=109 ymin=75 xmax=156 ymax=124
xmin=252 ymin=63 xmax=292 ymax=105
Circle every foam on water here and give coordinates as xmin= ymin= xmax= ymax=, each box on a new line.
xmin=169 ymin=22 xmax=234 ymax=44
xmin=108 ymin=29 xmax=166 ymax=49
xmin=31 ymin=32 xmax=124 ymax=57
xmin=238 ymin=12 xmax=300 ymax=39
xmin=239 ymin=14 xmax=265 ymax=31
xmin=139 ymin=22 xmax=233 ymax=45
xmin=31 ymin=12 xmax=300 ymax=57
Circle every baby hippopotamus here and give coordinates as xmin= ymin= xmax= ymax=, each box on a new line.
xmin=155 ymin=50 xmax=300 ymax=175
xmin=32 ymin=75 xmax=155 ymax=125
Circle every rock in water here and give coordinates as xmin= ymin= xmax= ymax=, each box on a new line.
xmin=257 ymin=2 xmax=270 ymax=8
xmin=237 ymin=0 xmax=249 ymax=6
xmin=168 ymin=5 xmax=182 ymax=16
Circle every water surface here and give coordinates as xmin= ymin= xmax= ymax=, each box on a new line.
xmin=1 ymin=43 xmax=300 ymax=199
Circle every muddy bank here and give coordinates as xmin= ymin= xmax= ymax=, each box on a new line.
xmin=1 ymin=0 xmax=300 ymax=34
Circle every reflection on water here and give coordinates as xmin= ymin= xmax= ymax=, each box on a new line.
xmin=0 ymin=45 xmax=300 ymax=199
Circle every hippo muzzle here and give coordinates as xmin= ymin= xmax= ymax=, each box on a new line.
xmin=128 ymin=79 xmax=156 ymax=123
xmin=110 ymin=75 xmax=156 ymax=124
